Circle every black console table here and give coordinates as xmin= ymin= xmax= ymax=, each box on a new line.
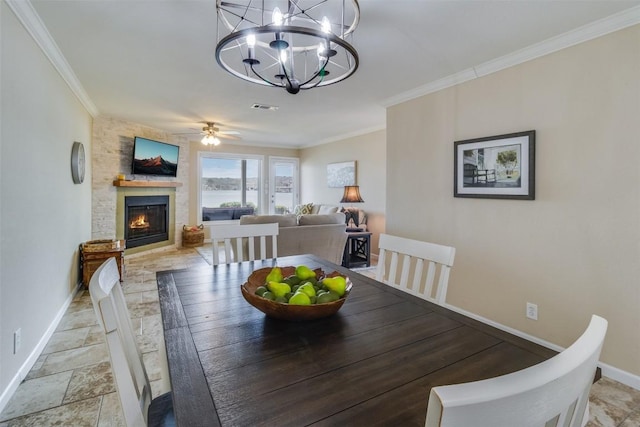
xmin=342 ymin=231 xmax=372 ymax=268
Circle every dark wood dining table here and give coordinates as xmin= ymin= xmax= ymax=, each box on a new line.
xmin=156 ymin=254 xmax=556 ymax=427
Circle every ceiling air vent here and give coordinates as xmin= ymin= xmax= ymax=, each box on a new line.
xmin=251 ymin=103 xmax=279 ymax=111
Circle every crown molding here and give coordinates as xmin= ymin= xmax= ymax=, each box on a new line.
xmin=383 ymin=5 xmax=640 ymax=108
xmin=6 ymin=0 xmax=99 ymax=117
xmin=383 ymin=69 xmax=478 ymax=108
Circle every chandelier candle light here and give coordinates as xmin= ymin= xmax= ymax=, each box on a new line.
xmin=215 ymin=0 xmax=360 ymax=94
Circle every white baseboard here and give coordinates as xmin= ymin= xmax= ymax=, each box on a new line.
xmin=599 ymin=362 xmax=640 ymax=390
xmin=0 ymin=282 xmax=82 ymax=413
xmin=443 ymin=303 xmax=640 ymax=391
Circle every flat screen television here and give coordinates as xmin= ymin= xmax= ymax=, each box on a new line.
xmin=132 ymin=136 xmax=179 ymax=177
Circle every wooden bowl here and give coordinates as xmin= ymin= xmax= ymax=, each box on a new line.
xmin=241 ymin=266 xmax=351 ymax=321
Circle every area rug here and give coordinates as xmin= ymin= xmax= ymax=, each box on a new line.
xmin=195 ymin=245 xmax=215 ymax=265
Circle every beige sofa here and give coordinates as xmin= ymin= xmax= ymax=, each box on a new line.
xmin=239 ymin=213 xmax=348 ymax=264
xmin=295 ymin=203 xmax=368 ymax=231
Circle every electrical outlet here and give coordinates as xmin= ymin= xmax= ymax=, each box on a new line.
xmin=526 ymin=302 xmax=538 ymax=320
xmin=14 ymin=329 xmax=21 ymax=354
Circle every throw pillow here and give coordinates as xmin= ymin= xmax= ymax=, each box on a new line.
xmin=293 ymin=203 xmax=313 ymax=216
xmin=317 ymin=205 xmax=339 ymax=214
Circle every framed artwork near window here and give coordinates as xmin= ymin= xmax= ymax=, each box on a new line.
xmin=327 ymin=161 xmax=356 ymax=188
xmin=454 ymin=130 xmax=535 ymax=200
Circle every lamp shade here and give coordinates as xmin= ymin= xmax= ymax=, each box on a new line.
xmin=340 ymin=186 xmax=364 ymax=203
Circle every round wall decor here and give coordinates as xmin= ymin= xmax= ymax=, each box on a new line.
xmin=71 ymin=141 xmax=85 ymax=184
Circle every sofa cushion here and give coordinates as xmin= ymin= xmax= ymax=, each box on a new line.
xmin=239 ymin=214 xmax=297 ymax=227
xmin=298 ymin=212 xmax=345 ymax=226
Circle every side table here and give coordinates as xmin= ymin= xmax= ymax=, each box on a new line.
xmin=80 ymin=239 xmax=126 ymax=287
xmin=342 ymin=231 xmax=372 ymax=268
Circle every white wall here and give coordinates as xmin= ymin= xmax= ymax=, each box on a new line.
xmin=1 ymin=1 xmax=92 ymax=402
xmin=300 ymin=130 xmax=386 ymax=253
xmin=386 ymin=25 xmax=640 ymax=377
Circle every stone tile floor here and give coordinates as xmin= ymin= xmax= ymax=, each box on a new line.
xmin=0 ymin=246 xmax=638 ymax=426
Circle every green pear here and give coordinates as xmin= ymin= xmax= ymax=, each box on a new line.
xmin=321 ymin=276 xmax=347 ymax=297
xmin=297 ymin=282 xmax=316 ymax=298
xmin=265 ymin=267 xmax=283 ymax=284
xmin=295 ymin=265 xmax=316 ymax=280
xmin=288 ymin=292 xmax=311 ymax=305
xmin=266 ymin=281 xmax=291 ymax=298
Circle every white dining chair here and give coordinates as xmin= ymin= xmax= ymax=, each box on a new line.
xmin=375 ymin=234 xmax=456 ymax=305
xmin=210 ymin=223 xmax=279 ymax=265
xmin=425 ymin=314 xmax=608 ymax=427
xmin=89 ymin=257 xmax=174 ymax=427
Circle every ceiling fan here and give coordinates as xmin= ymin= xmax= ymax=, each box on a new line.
xmin=174 ymin=122 xmax=241 ymax=146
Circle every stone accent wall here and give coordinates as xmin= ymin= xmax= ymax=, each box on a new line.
xmin=91 ymin=115 xmax=189 ymax=247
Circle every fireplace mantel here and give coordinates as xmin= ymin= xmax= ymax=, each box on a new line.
xmin=113 ymin=180 xmax=182 ymax=188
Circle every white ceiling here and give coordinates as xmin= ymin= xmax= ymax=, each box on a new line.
xmin=27 ymin=0 xmax=640 ymax=148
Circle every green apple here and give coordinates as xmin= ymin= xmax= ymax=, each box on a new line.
xmin=283 ymin=275 xmax=301 ymax=286
xmin=262 ymin=291 xmax=275 ymax=301
xmin=316 ymin=291 xmax=340 ymax=304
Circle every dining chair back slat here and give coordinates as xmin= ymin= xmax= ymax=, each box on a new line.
xmin=210 ymin=223 xmax=279 ymax=265
xmin=89 ymin=257 xmax=173 ymax=427
xmin=376 ymin=234 xmax=456 ymax=305
xmin=425 ymin=315 xmax=608 ymax=427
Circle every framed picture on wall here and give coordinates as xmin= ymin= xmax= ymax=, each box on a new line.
xmin=327 ymin=161 xmax=356 ymax=188
xmin=454 ymin=130 xmax=535 ymax=200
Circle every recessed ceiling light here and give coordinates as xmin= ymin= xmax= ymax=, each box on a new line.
xmin=251 ymin=103 xmax=279 ymax=111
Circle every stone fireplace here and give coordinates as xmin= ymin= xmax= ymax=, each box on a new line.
xmin=124 ymin=195 xmax=169 ymax=248
xmin=114 ymin=186 xmax=177 ymax=253
xmin=91 ymin=116 xmax=189 ymax=252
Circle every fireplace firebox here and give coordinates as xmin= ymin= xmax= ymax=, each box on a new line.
xmin=124 ymin=195 xmax=169 ymax=248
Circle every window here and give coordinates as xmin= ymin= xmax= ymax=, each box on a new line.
xmin=199 ymin=153 xmax=263 ymax=222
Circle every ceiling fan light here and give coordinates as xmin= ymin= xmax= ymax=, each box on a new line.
xmin=201 ymin=134 xmax=216 ymax=145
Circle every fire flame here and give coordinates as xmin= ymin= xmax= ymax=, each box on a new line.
xmin=130 ymin=214 xmax=149 ymax=229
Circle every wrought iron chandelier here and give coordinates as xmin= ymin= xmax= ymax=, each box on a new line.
xmin=215 ymin=0 xmax=360 ymax=94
